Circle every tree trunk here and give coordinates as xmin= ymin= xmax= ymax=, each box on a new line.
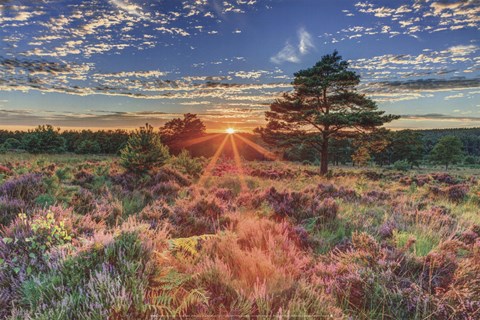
xmin=320 ymin=136 xmax=329 ymax=175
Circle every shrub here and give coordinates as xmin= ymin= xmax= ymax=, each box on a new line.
xmin=393 ymin=159 xmax=410 ymax=171
xmin=71 ymin=188 xmax=96 ymax=214
xmin=151 ymin=167 xmax=191 ymax=187
xmin=169 ymin=196 xmax=229 ymax=237
xmin=21 ymin=125 xmax=66 ymax=154
xmin=312 ymin=197 xmax=338 ymax=223
xmin=75 ymin=139 xmax=101 ymax=154
xmin=0 ymin=173 xmax=45 ymax=203
xmin=120 ymin=123 xmax=169 ymax=173
xmin=3 ymin=138 xmax=21 ymax=150
xmin=445 ymin=184 xmax=469 ymax=203
xmin=0 ymin=211 xmax=72 ymax=317
xmin=151 ymin=181 xmax=180 ymax=201
xmin=463 ymin=155 xmax=477 ymax=165
xmin=169 ymin=150 xmax=204 ymax=178
xmin=263 ymin=187 xmax=311 ymax=220
xmin=0 ymin=197 xmax=25 ymax=226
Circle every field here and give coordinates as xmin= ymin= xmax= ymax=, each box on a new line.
xmin=0 ymin=153 xmax=479 ymax=319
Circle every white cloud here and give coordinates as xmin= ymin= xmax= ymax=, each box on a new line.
xmin=270 ymin=27 xmax=315 ymax=64
xmin=270 ymin=42 xmax=300 ymax=64
xmin=298 ymin=27 xmax=314 ymax=54
xmin=109 ymin=0 xmax=145 ymax=18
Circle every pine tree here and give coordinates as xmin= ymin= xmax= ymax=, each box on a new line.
xmin=255 ymin=51 xmax=399 ymax=175
xmin=120 ymin=123 xmax=169 ymax=173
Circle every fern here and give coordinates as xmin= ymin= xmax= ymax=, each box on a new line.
xmin=168 ymin=234 xmax=216 ymax=258
xmin=147 ymin=269 xmax=209 ymax=317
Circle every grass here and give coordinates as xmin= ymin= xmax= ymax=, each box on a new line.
xmin=0 ymin=153 xmax=479 ymax=319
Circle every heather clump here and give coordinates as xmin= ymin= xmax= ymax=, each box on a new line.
xmin=428 ymin=183 xmax=470 ymax=203
xmin=71 ymin=187 xmax=96 ymax=214
xmin=151 ymin=181 xmax=181 ymax=201
xmin=313 ymin=183 xmax=359 ymax=202
xmin=431 ymin=172 xmax=461 ymax=185
xmin=263 ymin=186 xmax=311 ymax=220
xmin=249 ymin=166 xmax=296 ymax=180
xmin=151 ymin=167 xmax=191 ymax=187
xmin=168 ymin=195 xmax=229 ymax=237
xmin=0 ymin=173 xmax=45 ymax=206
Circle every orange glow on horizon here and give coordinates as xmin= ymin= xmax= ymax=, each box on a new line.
xmin=226 ymin=128 xmax=235 ymax=134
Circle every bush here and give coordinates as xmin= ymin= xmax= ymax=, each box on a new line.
xmin=75 ymin=139 xmax=101 ymax=154
xmin=21 ymin=125 xmax=66 ymax=154
xmin=393 ymin=159 xmax=410 ymax=171
xmin=120 ymin=123 xmax=169 ymax=173
xmin=3 ymin=138 xmax=21 ymax=150
xmin=169 ymin=150 xmax=204 ymax=178
xmin=463 ymin=155 xmax=478 ymax=165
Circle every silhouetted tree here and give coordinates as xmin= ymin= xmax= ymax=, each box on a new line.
xmin=255 ymin=51 xmax=399 ymax=175
xmin=430 ymin=135 xmax=463 ymax=170
xmin=159 ymin=113 xmax=206 ymax=154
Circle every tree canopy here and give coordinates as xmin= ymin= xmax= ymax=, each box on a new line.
xmin=255 ymin=50 xmax=399 ymax=174
xmin=159 ymin=113 xmax=206 ymax=154
xmin=430 ymin=135 xmax=464 ymax=170
xmin=120 ymin=123 xmax=169 ymax=173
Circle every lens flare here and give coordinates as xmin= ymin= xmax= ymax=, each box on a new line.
xmin=226 ymin=128 xmax=235 ymax=134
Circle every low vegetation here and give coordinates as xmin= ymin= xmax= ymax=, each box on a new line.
xmin=0 ymin=151 xmax=478 ymax=319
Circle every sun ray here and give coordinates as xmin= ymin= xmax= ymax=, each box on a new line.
xmin=198 ymin=134 xmax=229 ymax=186
xmin=234 ymin=134 xmax=277 ymax=161
xmin=230 ymin=134 xmax=248 ymax=192
xmin=172 ymin=133 xmax=223 ymax=149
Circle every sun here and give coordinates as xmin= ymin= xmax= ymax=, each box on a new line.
xmin=226 ymin=128 xmax=235 ymax=134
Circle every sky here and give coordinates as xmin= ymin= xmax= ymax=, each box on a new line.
xmin=0 ymin=0 xmax=479 ymax=132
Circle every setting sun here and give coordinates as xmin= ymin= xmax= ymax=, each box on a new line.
xmin=226 ymin=128 xmax=235 ymax=134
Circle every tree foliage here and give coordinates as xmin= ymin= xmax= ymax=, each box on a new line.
xmin=21 ymin=125 xmax=66 ymax=154
xmin=429 ymin=135 xmax=464 ymax=170
xmin=255 ymin=51 xmax=399 ymax=174
xmin=159 ymin=113 xmax=206 ymax=154
xmin=120 ymin=123 xmax=169 ymax=173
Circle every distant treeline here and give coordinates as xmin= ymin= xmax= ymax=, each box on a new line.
xmin=284 ymin=128 xmax=480 ymax=166
xmin=0 ymin=126 xmax=129 ymax=154
xmin=0 ymin=125 xmax=479 ymax=166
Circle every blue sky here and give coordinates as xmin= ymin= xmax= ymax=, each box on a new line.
xmin=1 ymin=0 xmax=479 ymax=131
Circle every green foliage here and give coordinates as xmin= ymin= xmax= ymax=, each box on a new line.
xmin=463 ymin=155 xmax=477 ymax=165
xmin=430 ymin=135 xmax=464 ymax=170
xmin=120 ymin=123 xmax=170 ymax=173
xmin=21 ymin=125 xmax=66 ymax=154
xmin=75 ymin=139 xmax=101 ymax=154
xmin=391 ymin=130 xmax=424 ymax=167
xmin=393 ymin=159 xmax=410 ymax=171
xmin=255 ymin=50 xmax=399 ymax=174
xmin=159 ymin=113 xmax=206 ymax=154
xmin=3 ymin=138 xmax=21 ymax=150
xmin=169 ymin=150 xmax=204 ymax=178
xmin=35 ymin=194 xmax=56 ymax=207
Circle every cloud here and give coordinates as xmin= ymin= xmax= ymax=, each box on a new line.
xmin=271 ymin=27 xmax=315 ymax=64
xmin=109 ymin=0 xmax=144 ymax=17
xmin=373 ymin=77 xmax=480 ymax=91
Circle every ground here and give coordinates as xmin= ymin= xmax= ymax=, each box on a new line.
xmin=0 ymin=153 xmax=479 ymax=319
